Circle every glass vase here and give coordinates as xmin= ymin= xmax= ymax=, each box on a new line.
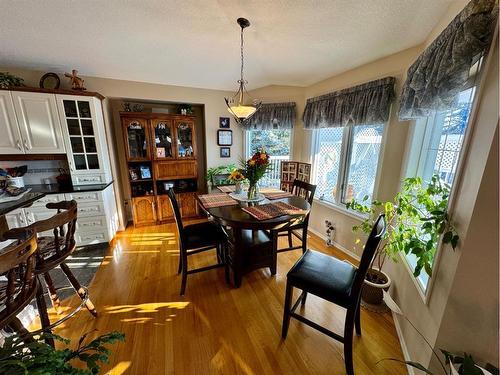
xmin=235 ymin=181 xmax=242 ymax=194
xmin=247 ymin=182 xmax=258 ymax=200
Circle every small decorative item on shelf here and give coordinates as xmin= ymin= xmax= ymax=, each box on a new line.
xmin=178 ymin=103 xmax=193 ymax=115
xmin=139 ymin=165 xmax=151 ymax=179
xmin=123 ymin=103 xmax=132 ymax=112
xmin=228 ymin=169 xmax=245 ymax=194
xmin=325 ymin=220 xmax=335 ymax=246
xmin=219 ymin=117 xmax=230 ymax=128
xmin=64 ymin=69 xmax=86 ymax=91
xmin=56 ymin=168 xmax=72 ymax=189
xmin=241 ymin=149 xmax=270 ymax=200
xmin=39 ymin=72 xmax=60 ymax=89
xmin=129 ymin=167 xmax=139 ymax=180
xmin=0 ymin=72 xmax=24 ymax=89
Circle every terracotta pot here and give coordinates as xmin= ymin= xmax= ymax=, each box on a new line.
xmin=361 ymin=269 xmax=391 ymax=305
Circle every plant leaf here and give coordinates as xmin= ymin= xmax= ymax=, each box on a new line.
xmin=382 ymin=290 xmax=403 ymax=316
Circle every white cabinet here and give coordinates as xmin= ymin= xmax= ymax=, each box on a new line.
xmin=11 ymin=91 xmax=65 ymax=154
xmin=5 ymin=208 xmax=27 ymax=229
xmin=0 ymin=91 xmax=23 ymax=154
xmin=56 ymin=95 xmax=112 ymax=185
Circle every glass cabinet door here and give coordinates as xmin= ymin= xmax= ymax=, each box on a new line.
xmin=175 ymin=120 xmax=195 ymax=158
xmin=62 ymin=99 xmax=100 ymax=170
xmin=124 ymin=119 xmax=149 ymax=160
xmin=152 ymin=120 xmax=173 ymax=159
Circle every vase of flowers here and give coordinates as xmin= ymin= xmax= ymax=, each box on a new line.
xmin=241 ymin=149 xmax=270 ymax=200
xmin=228 ymin=169 xmax=245 ymax=194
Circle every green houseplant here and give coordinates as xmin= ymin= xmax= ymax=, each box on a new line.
xmin=205 ymin=164 xmax=236 ymax=189
xmin=0 ymin=330 xmax=124 ymax=374
xmin=346 ymin=175 xmax=459 ymax=305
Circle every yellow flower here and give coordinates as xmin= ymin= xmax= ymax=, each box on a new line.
xmin=249 ymin=160 xmax=256 ymax=166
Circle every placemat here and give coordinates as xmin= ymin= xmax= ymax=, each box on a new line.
xmin=217 ymin=185 xmax=236 ymax=193
xmin=198 ymin=193 xmax=238 ymax=208
xmin=242 ymin=201 xmax=306 ymax=221
xmin=263 ymin=191 xmax=293 ymax=200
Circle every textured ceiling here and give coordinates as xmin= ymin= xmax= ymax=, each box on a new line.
xmin=0 ymin=0 xmax=454 ymax=90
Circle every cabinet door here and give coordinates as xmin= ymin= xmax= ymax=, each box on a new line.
xmin=151 ymin=119 xmax=174 ymax=160
xmin=57 ymin=96 xmax=103 ymax=173
xmin=5 ymin=209 xmax=27 ymax=229
xmin=132 ymin=196 xmax=157 ymax=226
xmin=157 ymin=195 xmax=174 ymax=221
xmin=174 ymin=120 xmax=196 ymax=159
xmin=122 ymin=118 xmax=150 ymax=161
xmin=11 ymin=92 xmax=65 ymax=153
xmin=24 ymin=207 xmax=57 ymax=236
xmin=0 ymin=91 xmax=23 ymax=154
xmin=178 ymin=193 xmax=199 ymax=218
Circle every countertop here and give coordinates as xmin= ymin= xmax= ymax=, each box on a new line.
xmin=27 ymin=181 xmax=113 ymax=195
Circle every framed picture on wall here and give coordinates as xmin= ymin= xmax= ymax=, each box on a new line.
xmin=220 ymin=147 xmax=231 ymax=158
xmin=219 ymin=117 xmax=230 ymax=128
xmin=217 ymin=129 xmax=233 ymax=146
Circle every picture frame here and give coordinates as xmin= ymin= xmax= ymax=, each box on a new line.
xmin=39 ymin=72 xmax=60 ymax=89
xmin=217 ymin=129 xmax=233 ymax=146
xmin=220 ymin=147 xmax=231 ymax=158
xmin=139 ymin=165 xmax=151 ymax=179
xmin=219 ymin=117 xmax=230 ymax=128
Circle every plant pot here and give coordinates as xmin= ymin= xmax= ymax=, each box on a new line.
xmin=361 ymin=269 xmax=391 ymax=305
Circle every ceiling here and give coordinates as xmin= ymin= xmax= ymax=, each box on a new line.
xmin=0 ymin=0 xmax=454 ymax=91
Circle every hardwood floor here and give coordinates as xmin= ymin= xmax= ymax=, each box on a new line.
xmin=37 ymin=222 xmax=407 ymax=374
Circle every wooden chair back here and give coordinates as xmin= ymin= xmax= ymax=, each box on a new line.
xmin=0 ymin=228 xmax=38 ymax=325
xmin=349 ymin=214 xmax=386 ymax=302
xmin=167 ymin=189 xmax=185 ymax=245
xmin=291 ymin=180 xmax=316 ymax=205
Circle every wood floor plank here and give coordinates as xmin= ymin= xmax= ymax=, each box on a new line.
xmin=32 ymin=222 xmax=408 ymax=374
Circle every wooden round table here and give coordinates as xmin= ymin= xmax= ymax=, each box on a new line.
xmin=198 ymin=195 xmax=311 ymax=287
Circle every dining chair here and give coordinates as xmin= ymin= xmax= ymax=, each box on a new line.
xmin=281 ymin=214 xmax=386 ymax=375
xmin=167 ymin=189 xmax=229 ymax=295
xmin=272 ymin=179 xmax=316 ymax=254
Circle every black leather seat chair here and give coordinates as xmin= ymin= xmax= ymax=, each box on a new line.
xmin=167 ymin=189 xmax=229 ymax=295
xmin=281 ymin=215 xmax=386 ymax=375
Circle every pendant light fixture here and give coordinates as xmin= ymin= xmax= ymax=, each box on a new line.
xmin=225 ymin=18 xmax=261 ymax=125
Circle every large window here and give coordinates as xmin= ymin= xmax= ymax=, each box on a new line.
xmin=405 ymin=82 xmax=479 ymax=291
xmin=246 ymin=129 xmax=292 ymax=187
xmin=312 ymin=124 xmax=384 ymax=206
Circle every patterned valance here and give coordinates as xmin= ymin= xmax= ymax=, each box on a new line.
xmin=244 ymin=102 xmax=296 ymax=130
xmin=303 ymin=77 xmax=396 ymax=129
xmin=399 ymin=0 xmax=497 ymax=120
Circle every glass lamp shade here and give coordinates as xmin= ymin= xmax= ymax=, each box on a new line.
xmin=228 ymin=104 xmax=257 ymax=120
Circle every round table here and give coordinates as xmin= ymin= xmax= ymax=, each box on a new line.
xmin=198 ymin=195 xmax=311 ymax=287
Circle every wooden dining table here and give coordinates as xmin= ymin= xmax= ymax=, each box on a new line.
xmin=0 ymin=192 xmax=45 ymax=239
xmin=197 ymin=192 xmax=311 ymax=287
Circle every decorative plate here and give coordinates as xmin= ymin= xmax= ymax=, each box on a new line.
xmin=229 ymin=192 xmax=265 ymax=203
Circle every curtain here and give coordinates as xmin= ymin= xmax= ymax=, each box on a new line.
xmin=303 ymin=77 xmax=395 ymax=129
xmin=244 ymin=102 xmax=296 ymax=130
xmin=399 ymin=0 xmax=497 ymax=120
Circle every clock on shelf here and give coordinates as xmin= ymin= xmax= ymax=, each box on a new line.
xmin=217 ymin=129 xmax=233 ymax=146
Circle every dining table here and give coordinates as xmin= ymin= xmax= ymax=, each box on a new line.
xmin=197 ymin=189 xmax=311 ymax=287
xmin=0 ymin=192 xmax=46 ymax=239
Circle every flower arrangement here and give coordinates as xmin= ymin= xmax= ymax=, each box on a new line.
xmin=240 ymin=149 xmax=270 ymax=199
xmin=228 ymin=169 xmax=245 ymax=182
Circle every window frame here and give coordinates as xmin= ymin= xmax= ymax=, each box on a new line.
xmin=400 ymin=57 xmax=487 ymax=303
xmin=311 ymin=123 xmax=387 ymax=212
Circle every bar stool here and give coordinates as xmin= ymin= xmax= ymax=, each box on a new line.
xmin=0 ymin=228 xmax=41 ymax=341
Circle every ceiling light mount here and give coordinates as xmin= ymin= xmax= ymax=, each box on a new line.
xmin=224 ymin=17 xmax=261 ymax=126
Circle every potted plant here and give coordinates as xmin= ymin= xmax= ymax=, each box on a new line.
xmin=346 ymin=175 xmax=459 ymax=305
xmin=239 ymin=149 xmax=270 ymax=199
xmin=0 ymin=330 xmax=124 ymax=374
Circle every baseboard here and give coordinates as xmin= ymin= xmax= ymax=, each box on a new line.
xmin=307 ymin=227 xmax=361 ymax=261
xmin=391 ymin=311 xmax=415 ymax=375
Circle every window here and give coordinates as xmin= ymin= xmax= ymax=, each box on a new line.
xmin=312 ymin=124 xmax=384 ymax=206
xmin=245 ymin=129 xmax=292 ymax=187
xmin=404 ymin=75 xmax=480 ymax=292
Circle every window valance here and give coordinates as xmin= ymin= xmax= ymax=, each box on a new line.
xmin=244 ymin=102 xmax=296 ymax=130
xmin=303 ymin=77 xmax=396 ymax=129
xmin=398 ymin=0 xmax=497 ymax=120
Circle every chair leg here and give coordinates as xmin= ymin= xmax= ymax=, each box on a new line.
xmin=35 ymin=280 xmax=55 ymax=348
xmin=177 ymin=253 xmax=182 ymax=275
xmin=180 ymin=254 xmax=188 ymax=295
xmin=8 ymin=317 xmax=35 ymax=344
xmin=355 ymin=298 xmax=362 ymax=336
xmin=42 ymin=272 xmax=61 ymax=314
xmin=301 ymin=291 xmax=308 ymax=306
xmin=270 ymin=231 xmax=278 ymax=276
xmin=287 ymin=231 xmax=293 ymax=248
xmin=281 ymin=281 xmax=293 ymax=339
xmin=223 ymin=243 xmax=230 ymax=285
xmin=59 ymin=263 xmax=97 ymax=317
xmin=301 ymin=226 xmax=307 ymax=254
xmin=344 ymin=308 xmax=356 ymax=375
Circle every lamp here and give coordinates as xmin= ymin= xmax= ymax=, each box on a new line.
xmin=224 ymin=18 xmax=261 ymax=125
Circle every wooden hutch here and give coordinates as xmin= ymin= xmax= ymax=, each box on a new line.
xmin=121 ymin=112 xmax=200 ymax=226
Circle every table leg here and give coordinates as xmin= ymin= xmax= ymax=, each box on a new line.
xmin=270 ymin=230 xmax=277 ymax=276
xmin=232 ymin=228 xmax=243 ymax=288
xmin=0 ymin=215 xmax=8 ymax=240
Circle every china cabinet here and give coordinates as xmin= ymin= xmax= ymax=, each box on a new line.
xmin=121 ymin=112 xmax=200 ymax=226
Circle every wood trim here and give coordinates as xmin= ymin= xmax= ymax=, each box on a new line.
xmin=0 ymin=86 xmax=104 ymax=100
xmin=119 ymin=112 xmax=196 ymax=121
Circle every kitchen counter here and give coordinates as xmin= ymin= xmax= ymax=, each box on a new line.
xmin=27 ymin=181 xmax=113 ymax=195
xmin=0 ymin=192 xmax=46 ymax=217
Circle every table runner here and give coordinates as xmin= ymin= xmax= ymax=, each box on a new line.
xmin=198 ymin=193 xmax=238 ymax=208
xmin=217 ymin=185 xmax=236 ymax=193
xmin=262 ymin=191 xmax=293 ymax=200
xmin=242 ymin=201 xmax=306 ymax=220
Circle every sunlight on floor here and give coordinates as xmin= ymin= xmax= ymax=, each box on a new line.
xmin=104 ymin=302 xmax=190 ymax=314
xmin=106 ymin=361 xmax=131 ymax=375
